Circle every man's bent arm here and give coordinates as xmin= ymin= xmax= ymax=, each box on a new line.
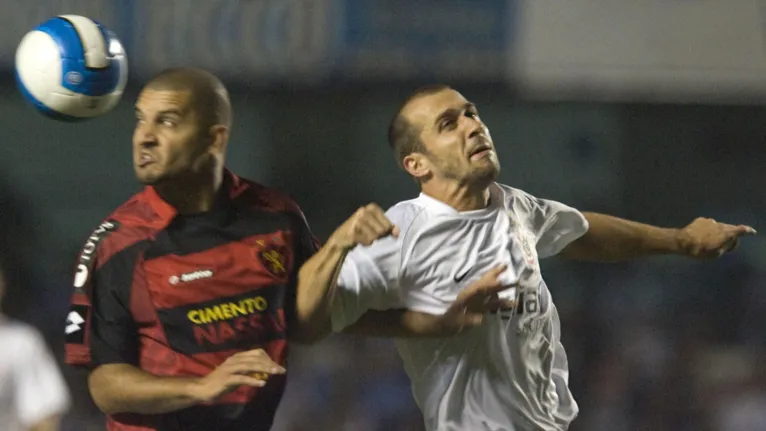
xmin=296 ymin=252 xmax=498 ymax=341
xmin=293 ymin=240 xmax=348 ymax=343
xmin=293 ymin=204 xmax=399 ymax=343
xmin=344 ymin=310 xmax=445 ymax=338
xmin=88 ymin=364 xmax=204 ymax=415
xmin=343 ymin=265 xmax=512 ymax=338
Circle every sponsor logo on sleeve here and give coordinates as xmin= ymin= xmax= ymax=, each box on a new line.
xmin=73 ymin=220 xmax=120 ymax=292
xmin=65 ymin=304 xmax=89 ymax=344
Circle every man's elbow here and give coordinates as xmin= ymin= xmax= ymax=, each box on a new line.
xmin=293 ymin=281 xmax=334 ymax=343
xmin=88 ymin=366 xmax=124 ymax=415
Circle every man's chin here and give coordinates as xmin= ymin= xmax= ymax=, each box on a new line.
xmin=135 ymin=170 xmax=164 ymax=186
xmin=465 ymin=167 xmax=500 ymax=190
xmin=476 ymin=163 xmax=500 ymax=181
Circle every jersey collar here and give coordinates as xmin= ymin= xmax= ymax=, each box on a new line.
xmin=140 ymin=169 xmax=247 ymax=227
xmin=417 ymin=183 xmax=507 ymax=216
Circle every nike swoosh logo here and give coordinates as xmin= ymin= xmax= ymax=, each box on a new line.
xmin=454 ymin=268 xmax=472 ymax=282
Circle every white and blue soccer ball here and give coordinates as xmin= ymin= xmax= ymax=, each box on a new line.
xmin=15 ymin=15 xmax=128 ymax=121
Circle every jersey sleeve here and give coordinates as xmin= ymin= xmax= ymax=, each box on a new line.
xmin=520 ymin=192 xmax=589 ymax=259
xmin=291 ymin=206 xmax=321 ymax=267
xmin=330 ymin=205 xmax=415 ymax=332
xmin=14 ymin=326 xmax=71 ymax=426
xmin=65 ymin=222 xmax=139 ymax=368
xmin=285 ymin=204 xmax=321 ymax=328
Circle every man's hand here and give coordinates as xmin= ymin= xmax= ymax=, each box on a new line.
xmin=679 ymin=217 xmax=756 ymax=259
xmin=192 ymin=349 xmax=285 ymax=402
xmin=439 ymin=264 xmax=516 ymax=334
xmin=327 ymin=204 xmax=400 ymax=251
xmin=341 ymin=265 xmax=516 ymax=338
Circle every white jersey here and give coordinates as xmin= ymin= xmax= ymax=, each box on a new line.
xmin=332 ymin=183 xmax=588 ymax=431
xmin=0 ymin=318 xmax=71 ymax=431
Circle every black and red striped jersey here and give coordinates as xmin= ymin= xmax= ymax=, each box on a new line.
xmin=64 ymin=170 xmax=318 ymax=431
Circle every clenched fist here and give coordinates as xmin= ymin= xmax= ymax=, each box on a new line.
xmin=329 ymin=204 xmax=400 ymax=251
xmin=679 ymin=217 xmax=756 ymax=259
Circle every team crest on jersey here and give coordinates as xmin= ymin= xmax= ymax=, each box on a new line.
xmin=254 ymin=238 xmax=288 ymax=277
xmin=508 ymin=211 xmax=536 ymax=266
xmin=507 ymin=211 xmax=516 ymax=229
xmin=520 ymin=234 xmax=536 ymax=266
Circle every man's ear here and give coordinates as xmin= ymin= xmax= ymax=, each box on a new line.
xmin=208 ymin=124 xmax=229 ymax=155
xmin=403 ymin=152 xmax=431 ymax=181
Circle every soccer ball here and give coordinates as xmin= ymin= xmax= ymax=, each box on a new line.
xmin=15 ymin=15 xmax=128 ymax=121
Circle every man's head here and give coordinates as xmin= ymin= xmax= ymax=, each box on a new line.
xmin=388 ymin=85 xmax=499 ymax=188
xmin=133 ymin=68 xmax=232 ymax=185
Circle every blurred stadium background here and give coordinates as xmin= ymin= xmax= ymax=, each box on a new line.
xmin=2 ymin=1 xmax=766 ymax=430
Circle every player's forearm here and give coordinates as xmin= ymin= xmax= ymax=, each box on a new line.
xmin=294 ymin=239 xmax=349 ymax=343
xmin=560 ymin=212 xmax=683 ymax=261
xmin=344 ymin=310 xmax=450 ymax=338
xmin=88 ymin=364 xmax=205 ymax=415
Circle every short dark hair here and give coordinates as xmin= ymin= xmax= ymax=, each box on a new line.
xmin=387 ymin=84 xmax=452 ymax=167
xmin=145 ymin=67 xmax=232 ymax=129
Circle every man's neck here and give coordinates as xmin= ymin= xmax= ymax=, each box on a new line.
xmin=154 ymin=171 xmax=223 ymax=214
xmin=421 ymin=181 xmax=492 ymax=212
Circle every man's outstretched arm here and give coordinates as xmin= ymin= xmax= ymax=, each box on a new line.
xmin=560 ymin=213 xmax=756 ymax=262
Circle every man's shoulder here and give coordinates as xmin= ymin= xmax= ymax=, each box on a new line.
xmin=386 ymin=198 xmax=430 ymax=232
xmin=342 ymin=199 xmax=427 ymax=260
xmin=494 ymin=183 xmax=536 ymax=201
xmin=81 ymin=192 xmax=160 ymax=266
xmin=232 ymin=176 xmax=306 ymax=217
xmin=494 ymin=183 xmax=555 ymax=213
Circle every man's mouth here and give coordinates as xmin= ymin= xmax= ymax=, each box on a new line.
xmin=469 ymin=145 xmax=493 ymax=160
xmin=138 ymin=153 xmax=155 ymax=168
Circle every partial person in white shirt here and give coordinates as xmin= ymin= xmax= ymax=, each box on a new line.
xmin=0 ymin=269 xmax=71 ymax=431
xmin=294 ymin=84 xmax=756 ymax=431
